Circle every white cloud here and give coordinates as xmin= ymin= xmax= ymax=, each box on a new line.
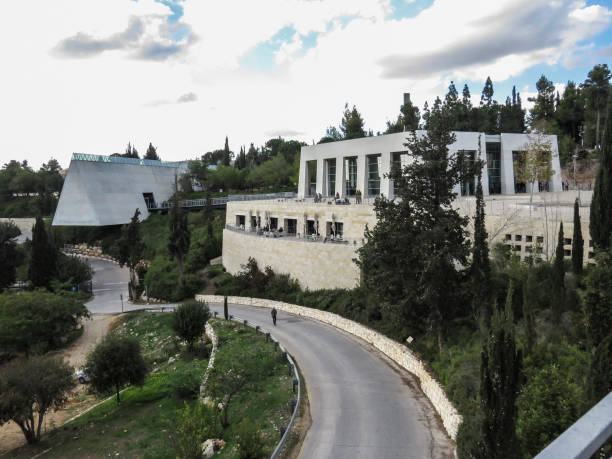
xmin=0 ymin=0 xmax=610 ymax=169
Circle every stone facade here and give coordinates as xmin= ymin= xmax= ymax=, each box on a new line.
xmin=195 ymin=294 xmax=462 ymax=440
xmin=62 ymin=244 xmax=119 ymax=263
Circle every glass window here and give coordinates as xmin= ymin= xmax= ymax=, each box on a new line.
xmin=344 ymin=157 xmax=357 ymax=196
xmin=367 ymin=154 xmax=381 ymax=196
xmin=285 ymin=218 xmax=297 ymax=234
xmin=326 ymin=159 xmax=336 ymax=196
xmin=307 ymin=160 xmax=317 ymax=196
xmin=459 ymin=150 xmax=476 ymax=196
xmin=392 ymin=152 xmax=407 ymax=194
xmin=513 ymin=151 xmax=527 ymax=193
xmin=486 ymin=142 xmax=501 ymax=194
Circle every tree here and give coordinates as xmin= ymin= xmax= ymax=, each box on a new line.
xmin=471 ymin=167 xmax=491 ymax=326
xmin=224 ymin=296 xmax=229 ymax=320
xmin=144 ymin=143 xmax=160 ymax=160
xmin=583 ymin=64 xmax=611 ymax=149
xmin=514 ymin=131 xmax=555 ymax=210
xmin=340 ymin=104 xmax=366 ymax=140
xmin=173 ymin=300 xmax=210 ymax=350
xmin=85 ymin=334 xmax=148 ymax=403
xmin=517 ymin=364 xmax=581 ymax=456
xmin=590 ymin=93 xmax=612 ymax=249
xmin=223 ymin=136 xmax=233 ymax=166
xmin=172 ymin=401 xmax=221 ymax=459
xmin=529 ymin=75 xmax=556 ymax=124
xmin=121 ymin=142 xmax=140 ymax=159
xmin=0 ymin=291 xmax=89 ymax=356
xmin=117 ymin=208 xmax=145 ymax=300
xmin=357 ymin=100 xmax=470 ymax=348
xmin=386 ymin=93 xmax=421 ymax=133
xmin=571 ymin=199 xmax=584 ymax=274
xmin=0 ymin=356 xmax=75 ymax=444
xmin=168 ymin=185 xmax=190 ymax=290
xmin=589 ymin=333 xmax=612 ymax=405
xmin=0 ymin=222 xmax=20 ymax=291
xmin=477 ymin=285 xmax=522 ymax=459
xmin=555 ymin=81 xmax=584 ymax=143
xmin=499 ymin=86 xmax=525 ymax=133
xmin=551 ymin=222 xmax=565 ymax=323
xmin=28 ymin=216 xmax=56 ymax=288
xmin=522 ymin=272 xmax=537 ymax=355
xmin=583 ymin=248 xmax=612 ymax=351
xmin=478 ymin=77 xmax=499 ymax=133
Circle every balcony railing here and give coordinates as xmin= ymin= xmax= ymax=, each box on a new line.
xmin=225 ymin=224 xmax=357 ymax=245
xmin=72 ymin=153 xmax=187 ymax=168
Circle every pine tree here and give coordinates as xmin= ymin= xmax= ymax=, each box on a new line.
xmin=341 ymin=104 xmax=366 ymax=139
xmin=471 ymin=166 xmax=491 ymax=326
xmin=522 ymin=273 xmax=537 ymax=355
xmin=477 ymin=284 xmax=522 ymax=459
xmin=28 ymin=216 xmax=56 ymax=288
xmin=590 ymin=93 xmax=612 ymax=249
xmin=399 ymin=93 xmax=420 ymax=131
xmin=552 ymin=222 xmax=566 ymax=323
xmin=223 ymin=136 xmax=232 ymax=166
xmin=479 ymin=77 xmax=499 ymax=133
xmin=583 ymin=64 xmax=611 ymax=149
xmin=144 ymin=143 xmax=159 ymax=160
xmin=528 ymin=75 xmax=556 ymax=124
xmin=168 ymin=185 xmax=190 ymax=289
xmin=571 ymin=199 xmax=584 ymax=274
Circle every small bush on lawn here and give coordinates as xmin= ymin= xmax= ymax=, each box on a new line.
xmin=237 ymin=418 xmax=266 ymax=459
xmin=172 ymin=402 xmax=222 ymax=459
xmin=145 ymin=256 xmax=204 ymax=302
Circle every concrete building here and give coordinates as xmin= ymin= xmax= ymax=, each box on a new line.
xmin=298 ymin=131 xmax=562 ymax=199
xmin=52 ymin=153 xmax=187 ymax=226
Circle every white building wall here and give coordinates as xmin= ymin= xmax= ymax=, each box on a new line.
xmin=298 ymin=131 xmax=561 ymax=199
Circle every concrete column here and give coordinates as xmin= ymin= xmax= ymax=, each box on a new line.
xmin=336 ymin=155 xmax=345 ymax=197
xmin=480 ymin=138 xmax=490 ymax=196
xmin=298 ymin=158 xmax=307 ymax=198
xmin=316 ymin=159 xmax=324 ymax=196
xmin=357 ymin=154 xmax=367 ymax=197
xmin=550 ymin=140 xmax=563 ymax=192
xmin=380 ymin=152 xmax=392 ymax=198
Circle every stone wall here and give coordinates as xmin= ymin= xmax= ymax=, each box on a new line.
xmin=195 ymin=294 xmax=462 ymax=440
xmin=222 ymin=229 xmax=360 ymax=290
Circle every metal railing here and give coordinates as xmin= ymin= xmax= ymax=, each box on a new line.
xmin=535 ymin=391 xmax=612 ymax=458
xmin=210 ymin=310 xmax=301 ymax=459
xmin=148 ymin=192 xmax=297 ymax=210
xmin=224 ymin=224 xmax=355 ymax=245
xmin=71 ymin=153 xmax=188 ymax=168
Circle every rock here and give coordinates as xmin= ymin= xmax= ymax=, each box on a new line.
xmin=202 ymin=438 xmax=225 ymax=458
xmin=168 ymin=357 xmax=176 ymax=364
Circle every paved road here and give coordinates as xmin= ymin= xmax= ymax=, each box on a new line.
xmin=85 ymin=257 xmax=454 ymax=458
xmin=84 ymin=257 xmax=144 ymax=313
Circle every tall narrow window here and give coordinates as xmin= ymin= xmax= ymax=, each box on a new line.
xmin=326 ymin=159 xmax=336 ymax=196
xmin=486 ymin=142 xmax=501 ymax=194
xmin=459 ymin=150 xmax=476 ymax=196
xmin=367 ymin=154 xmax=381 ymax=196
xmin=307 ymin=160 xmax=317 ymax=196
xmin=344 ymin=157 xmax=357 ymax=196
xmin=512 ymin=151 xmax=527 ymax=193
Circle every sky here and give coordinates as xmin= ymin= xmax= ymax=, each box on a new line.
xmin=0 ymin=0 xmax=611 ymax=169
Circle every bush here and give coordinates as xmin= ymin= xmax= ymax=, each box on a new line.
xmin=171 ymin=368 xmax=202 ymax=399
xmin=173 ymin=300 xmax=211 ymax=349
xmin=236 ymin=418 xmax=266 ymax=459
xmin=172 ymin=402 xmax=222 ymax=459
xmin=145 ymin=256 xmax=203 ymax=302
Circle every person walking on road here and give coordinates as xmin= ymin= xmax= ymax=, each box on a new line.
xmin=271 ymin=307 xmax=277 ymax=326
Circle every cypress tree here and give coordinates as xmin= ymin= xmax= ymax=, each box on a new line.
xmin=224 ymin=296 xmax=229 ymax=320
xmin=571 ymin=199 xmax=584 ymax=274
xmin=522 ymin=273 xmax=537 ymax=354
xmin=590 ymin=93 xmax=612 ymax=249
xmin=478 ymin=283 xmax=522 ymax=459
xmin=117 ymin=209 xmax=145 ymax=300
xmin=471 ymin=167 xmax=491 ymax=326
xmin=552 ymin=222 xmax=566 ymax=323
xmin=28 ymin=216 xmax=56 ymax=288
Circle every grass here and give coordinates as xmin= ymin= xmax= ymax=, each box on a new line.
xmin=6 ymin=313 xmax=295 ymax=459
xmin=208 ymin=320 xmax=295 ymax=458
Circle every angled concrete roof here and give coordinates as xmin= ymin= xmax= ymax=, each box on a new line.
xmin=52 ymin=154 xmax=187 ymax=226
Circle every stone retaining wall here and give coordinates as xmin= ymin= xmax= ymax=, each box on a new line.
xmin=63 ymin=244 xmax=119 ymax=263
xmin=195 ymin=294 xmax=462 ymax=440
xmin=200 ymin=322 xmax=218 ymax=398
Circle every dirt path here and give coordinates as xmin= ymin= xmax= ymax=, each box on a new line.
xmin=0 ymin=315 xmax=116 ymax=456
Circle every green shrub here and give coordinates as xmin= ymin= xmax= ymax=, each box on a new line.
xmin=236 ymin=418 xmax=266 ymax=459
xmin=172 ymin=300 xmax=211 ymax=349
xmin=171 ymin=368 xmax=202 ymax=399
xmin=172 ymin=401 xmax=222 ymax=459
xmin=145 ymin=256 xmax=203 ymax=302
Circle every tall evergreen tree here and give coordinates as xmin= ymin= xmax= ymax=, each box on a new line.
xmin=571 ymin=199 xmax=584 ymax=274
xmin=144 ymin=143 xmax=160 ymax=160
xmin=341 ymin=104 xmax=366 ymax=139
xmin=590 ymin=93 xmax=612 ymax=249
xmin=0 ymin=222 xmax=21 ymax=291
xmin=471 ymin=166 xmax=491 ymax=326
xmin=583 ymin=64 xmax=611 ymax=149
xmin=552 ymin=222 xmax=566 ymax=323
xmin=456 ymin=84 xmax=475 ymax=131
xmin=28 ymin=216 xmax=56 ymax=288
xmin=385 ymin=93 xmax=420 ymax=133
xmin=357 ymin=100 xmax=469 ymax=350
xmin=479 ymin=77 xmax=499 ymax=133
xmin=117 ymin=208 xmax=145 ymax=299
xmin=529 ymin=75 xmax=556 ymax=124
xmin=522 ymin=273 xmax=537 ymax=355
xmin=477 ymin=284 xmax=522 ymax=459
xmin=168 ymin=185 xmax=190 ymax=289
xmin=223 ymin=136 xmax=233 ymax=166
xmin=555 ymin=81 xmax=584 ymax=143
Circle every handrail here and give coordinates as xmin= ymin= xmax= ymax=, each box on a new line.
xmin=71 ymin=153 xmax=187 ymax=168
xmin=535 ymin=391 xmax=612 ymax=459
xmin=149 ymin=192 xmax=297 ymax=210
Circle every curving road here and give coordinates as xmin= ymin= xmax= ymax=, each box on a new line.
xmin=85 ymin=257 xmax=454 ymax=458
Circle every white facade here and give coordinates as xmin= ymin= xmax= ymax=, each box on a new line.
xmin=298 ymin=131 xmax=562 ymax=199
